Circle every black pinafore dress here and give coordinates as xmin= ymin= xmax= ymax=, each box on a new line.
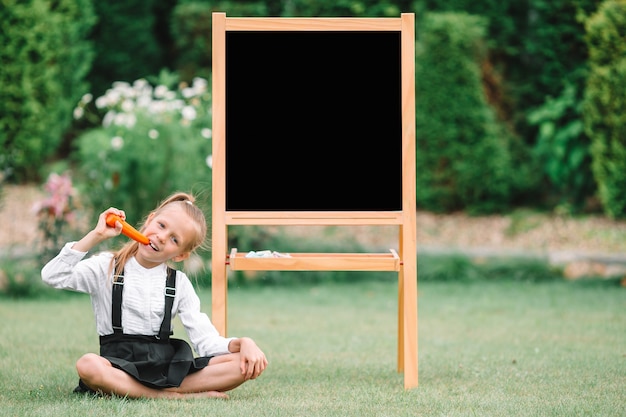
xmin=99 ymin=267 xmax=211 ymax=388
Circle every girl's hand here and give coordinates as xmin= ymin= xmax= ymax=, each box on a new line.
xmin=71 ymin=208 xmax=126 ymax=252
xmin=230 ymin=337 xmax=268 ymax=380
xmin=97 ymin=208 xmax=126 ymax=239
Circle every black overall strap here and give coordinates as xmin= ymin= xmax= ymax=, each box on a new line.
xmin=110 ymin=266 xmax=177 ymax=340
xmin=158 ymin=267 xmax=177 ymax=340
xmin=112 ymin=271 xmax=124 ymax=334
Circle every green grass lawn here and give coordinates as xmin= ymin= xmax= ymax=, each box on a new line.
xmin=0 ymin=279 xmax=624 ymax=417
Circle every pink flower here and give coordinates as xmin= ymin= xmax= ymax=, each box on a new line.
xmin=32 ymin=173 xmax=77 ymax=220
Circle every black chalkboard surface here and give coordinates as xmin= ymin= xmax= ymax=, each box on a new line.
xmin=225 ymin=31 xmax=402 ymax=211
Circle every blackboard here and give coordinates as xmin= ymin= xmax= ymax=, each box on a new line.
xmin=225 ymin=31 xmax=402 ymax=211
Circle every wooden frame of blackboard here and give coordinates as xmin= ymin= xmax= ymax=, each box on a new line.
xmin=211 ymin=12 xmax=417 ymax=389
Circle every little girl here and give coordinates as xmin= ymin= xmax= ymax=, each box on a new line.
xmin=42 ymin=192 xmax=267 ymax=399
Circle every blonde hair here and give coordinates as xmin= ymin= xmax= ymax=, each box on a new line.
xmin=110 ymin=192 xmax=208 ymax=280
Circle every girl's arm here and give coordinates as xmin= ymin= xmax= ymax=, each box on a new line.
xmin=72 ymin=208 xmax=125 ymax=252
xmin=175 ymin=274 xmax=268 ymax=380
xmin=176 ymin=273 xmax=235 ymax=355
xmin=41 ymin=241 xmax=112 ymax=293
xmin=228 ymin=337 xmax=268 ymax=381
xmin=41 ymin=207 xmax=123 ymax=293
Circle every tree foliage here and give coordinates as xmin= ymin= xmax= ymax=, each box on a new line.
xmin=416 ymin=12 xmax=536 ymax=213
xmin=86 ymin=0 xmax=173 ymax=97
xmin=3 ymin=0 xmax=626 ymax=217
xmin=583 ymin=0 xmax=626 ymax=218
xmin=0 ymin=0 xmax=95 ymax=182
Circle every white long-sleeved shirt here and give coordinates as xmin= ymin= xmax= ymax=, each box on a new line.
xmin=42 ymin=242 xmax=234 ymax=357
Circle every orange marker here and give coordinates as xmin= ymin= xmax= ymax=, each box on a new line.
xmin=105 ymin=213 xmax=150 ymax=245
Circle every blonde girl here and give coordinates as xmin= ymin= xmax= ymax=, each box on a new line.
xmin=42 ymin=192 xmax=267 ymax=399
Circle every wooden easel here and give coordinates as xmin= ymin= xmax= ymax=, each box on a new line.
xmin=211 ymin=12 xmax=417 ymax=389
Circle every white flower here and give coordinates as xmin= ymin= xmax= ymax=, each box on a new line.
xmin=201 ymin=128 xmax=212 ymax=139
xmin=181 ymin=106 xmax=197 ymax=121
xmin=136 ymin=95 xmax=152 ymax=109
xmin=170 ymin=99 xmax=184 ymax=111
xmin=73 ymin=107 xmax=84 ymax=120
xmin=111 ymin=82 xmax=133 ymax=100
xmin=149 ymin=101 xmax=168 ymax=115
xmin=182 ymin=87 xmax=195 ymax=99
xmin=121 ymin=99 xmax=134 ymax=113
xmin=113 ymin=113 xmax=127 ymax=127
xmin=105 ymin=90 xmax=121 ymax=107
xmin=192 ymin=77 xmax=208 ymax=92
xmin=95 ymin=96 xmax=108 ymax=109
xmin=112 ymin=81 xmax=131 ymax=90
xmin=154 ymin=85 xmax=169 ymax=98
xmin=87 ymin=77 xmax=213 ymax=136
xmin=206 ymin=154 xmax=213 ymax=169
xmin=102 ymin=111 xmax=116 ymax=128
xmin=138 ymin=85 xmax=153 ymax=102
xmin=111 ymin=136 xmax=124 ymax=150
xmin=133 ymin=78 xmax=148 ymax=90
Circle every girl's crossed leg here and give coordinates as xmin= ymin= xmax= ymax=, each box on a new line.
xmin=76 ymin=352 xmax=247 ymax=399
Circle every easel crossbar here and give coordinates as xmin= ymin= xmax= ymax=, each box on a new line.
xmin=228 ymin=248 xmax=401 ymax=271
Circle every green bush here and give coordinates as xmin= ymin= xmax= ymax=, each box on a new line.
xmin=0 ymin=0 xmax=95 ymax=182
xmin=417 ymin=252 xmax=563 ymax=283
xmin=86 ymin=1 xmax=166 ymax=97
xmin=415 ymin=12 xmax=534 ymax=214
xmin=0 ymin=257 xmax=51 ymax=298
xmin=170 ymin=0 xmax=414 ymax=82
xmin=528 ymin=83 xmax=596 ymax=212
xmin=171 ymin=1 xmax=269 ymax=80
xmin=417 ymin=0 xmax=599 ymax=139
xmin=73 ymin=72 xmax=213 ymax=238
xmin=279 ymin=0 xmax=411 ymax=16
xmin=583 ymin=0 xmax=626 ymax=219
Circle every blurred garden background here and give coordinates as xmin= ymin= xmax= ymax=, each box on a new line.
xmin=2 ymin=0 xmax=626 ymax=293
xmin=1 ymin=2 xmax=626 ymax=415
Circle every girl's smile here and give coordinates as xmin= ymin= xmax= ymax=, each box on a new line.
xmin=135 ymin=205 xmax=195 ymax=268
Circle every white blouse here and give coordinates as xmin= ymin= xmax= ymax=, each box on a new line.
xmin=42 ymin=242 xmax=234 ymax=357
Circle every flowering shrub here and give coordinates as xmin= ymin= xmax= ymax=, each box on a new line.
xmin=73 ymin=75 xmax=213 ymax=229
xmin=32 ymin=173 xmax=83 ymax=262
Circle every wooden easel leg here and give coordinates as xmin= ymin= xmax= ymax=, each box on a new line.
xmin=211 ymin=224 xmax=228 ymax=336
xmin=403 ymin=254 xmax=418 ymax=389
xmin=398 ymin=221 xmax=418 ymax=389
xmin=397 ymin=268 xmax=405 ymax=373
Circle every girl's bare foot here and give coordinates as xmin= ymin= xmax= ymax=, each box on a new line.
xmin=185 ymin=390 xmax=229 ymax=400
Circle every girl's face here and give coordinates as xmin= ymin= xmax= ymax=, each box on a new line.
xmin=134 ymin=205 xmax=195 ymax=269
